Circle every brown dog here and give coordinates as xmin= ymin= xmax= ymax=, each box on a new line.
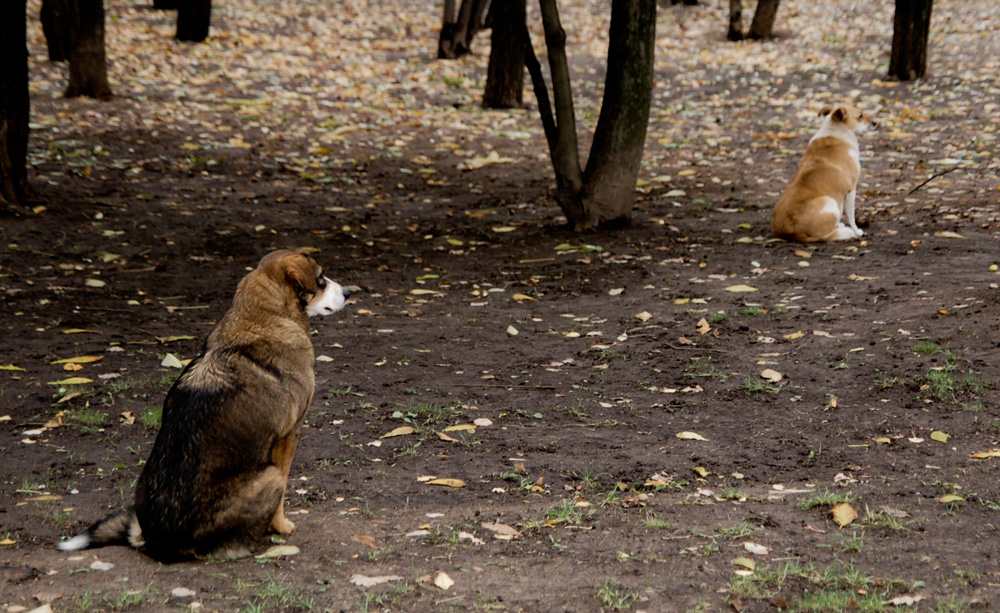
xmin=772 ymin=105 xmax=876 ymax=242
xmin=58 ymin=250 xmax=349 ymax=560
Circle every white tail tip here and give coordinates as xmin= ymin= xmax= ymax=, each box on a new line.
xmin=57 ymin=534 xmax=91 ymax=551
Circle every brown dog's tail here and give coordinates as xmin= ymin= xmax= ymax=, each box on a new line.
xmin=57 ymin=507 xmax=144 ymax=552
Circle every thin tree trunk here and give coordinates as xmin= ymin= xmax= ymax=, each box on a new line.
xmin=580 ymin=0 xmax=656 ymax=229
xmin=483 ymin=0 xmax=526 ymax=109
xmin=1 ymin=0 xmax=30 ymax=207
xmin=747 ymin=0 xmax=780 ymax=40
xmin=40 ymin=0 xmax=71 ymax=61
xmin=176 ymin=0 xmax=211 ymax=42
xmin=888 ymin=0 xmax=933 ymax=80
xmin=438 ymin=0 xmax=459 ymax=58
xmin=727 ymin=0 xmax=743 ymax=41
xmin=536 ymin=0 xmax=585 ymax=224
xmin=64 ymin=0 xmax=112 ymax=99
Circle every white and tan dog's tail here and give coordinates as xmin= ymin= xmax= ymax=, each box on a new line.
xmin=57 ymin=507 xmax=144 ymax=551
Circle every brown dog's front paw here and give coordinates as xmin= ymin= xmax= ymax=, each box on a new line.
xmin=270 ymin=515 xmax=296 ymax=535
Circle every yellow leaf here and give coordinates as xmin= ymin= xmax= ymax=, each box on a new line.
xmin=635 ymin=311 xmax=653 ymax=322
xmin=732 ymin=557 xmax=756 ymax=570
xmin=0 ymin=538 xmax=15 ymax=546
xmin=831 ymin=502 xmax=858 ymax=527
xmin=512 ymin=293 xmax=536 ymax=302
xmin=47 ymin=377 xmax=94 ymax=385
xmin=426 ymin=478 xmax=466 ymax=488
xmin=930 ymin=431 xmax=949 ymax=443
xmin=443 ymin=424 xmax=476 ymax=432
xmin=0 ymin=364 xmax=26 ymax=371
xmin=436 ymin=431 xmax=459 ymax=442
xmin=156 ymin=335 xmax=196 ymax=343
xmin=783 ymin=331 xmax=805 ymax=340
xmin=874 ymin=437 xmax=892 ymax=445
xmin=62 ymin=328 xmax=101 ymax=334
xmin=970 ymin=449 xmax=1000 ymax=459
xmin=696 ymin=318 xmax=711 ymax=335
xmin=693 ymin=466 xmax=710 ymax=478
xmin=434 ymin=571 xmax=455 ymax=591
xmin=938 ymin=494 xmax=964 ymax=504
xmin=676 ymin=431 xmax=709 ymax=441
xmin=673 ymin=298 xmax=690 ymax=305
xmin=255 ymin=545 xmax=300 ymax=558
xmin=934 ymin=231 xmax=966 ymax=239
xmin=52 ymin=355 xmax=104 ymax=364
xmin=724 ymin=284 xmax=759 ymax=293
xmin=381 ymin=426 xmax=415 ymax=439
xmin=506 ymin=325 xmax=519 ymax=336
xmin=62 ymin=363 xmax=83 ymax=372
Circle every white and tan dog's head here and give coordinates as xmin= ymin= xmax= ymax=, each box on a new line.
xmin=256 ymin=250 xmax=350 ymax=318
xmin=816 ymin=105 xmax=877 ymax=136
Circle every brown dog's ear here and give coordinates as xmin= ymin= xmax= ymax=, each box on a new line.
xmin=281 ymin=253 xmax=319 ymax=305
xmin=830 ymin=107 xmax=847 ymax=122
xmin=818 ymin=106 xmax=834 ymax=117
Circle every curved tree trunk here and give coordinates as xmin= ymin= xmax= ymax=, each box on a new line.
xmin=438 ymin=0 xmax=489 ymax=59
xmin=176 ymin=0 xmax=211 ymax=42
xmin=580 ymin=0 xmax=656 ymax=229
xmin=888 ymin=0 xmax=933 ymax=80
xmin=1 ymin=0 xmax=30 ymax=207
xmin=526 ymin=0 xmax=656 ymax=231
xmin=483 ymin=0 xmax=526 ymax=109
xmin=747 ymin=0 xmax=780 ymax=40
xmin=64 ymin=0 xmax=112 ymax=99
xmin=727 ymin=0 xmax=744 ymax=41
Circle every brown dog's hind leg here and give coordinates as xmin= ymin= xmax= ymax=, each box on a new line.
xmin=268 ymin=429 xmax=302 ymax=535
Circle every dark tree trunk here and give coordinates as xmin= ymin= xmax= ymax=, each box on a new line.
xmin=727 ymin=0 xmax=743 ymax=41
xmin=580 ymin=0 xmax=656 ymax=228
xmin=889 ymin=0 xmax=933 ymax=80
xmin=64 ymin=0 xmax=112 ymax=99
xmin=153 ymin=0 xmax=178 ymax=9
xmin=1 ymin=0 xmax=30 ymax=207
xmin=438 ymin=0 xmax=488 ymax=59
xmin=747 ymin=0 xmax=780 ymax=40
xmin=526 ymin=0 xmax=656 ymax=231
xmin=40 ymin=0 xmax=72 ymax=61
xmin=176 ymin=0 xmax=211 ymax=42
xmin=483 ymin=0 xmax=526 ymax=109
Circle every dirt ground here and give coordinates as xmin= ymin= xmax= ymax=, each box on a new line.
xmin=3 ymin=0 xmax=1000 ymax=611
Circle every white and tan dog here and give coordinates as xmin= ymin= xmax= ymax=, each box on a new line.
xmin=772 ymin=105 xmax=876 ymax=242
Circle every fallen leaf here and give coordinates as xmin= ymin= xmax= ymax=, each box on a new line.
xmin=512 ymin=293 xmax=536 ymax=302
xmin=481 ymin=522 xmax=521 ymax=540
xmin=434 ymin=571 xmax=455 ymax=591
xmin=724 ymin=284 xmax=758 ymax=293
xmin=930 ymin=431 xmax=949 ymax=443
xmin=63 ymin=328 xmax=101 ymax=334
xmin=436 ymin=431 xmax=459 ymax=442
xmin=933 ymin=231 xmax=965 ymax=239
xmin=381 ymin=426 xmax=415 ymax=438
xmin=783 ymin=331 xmax=804 ymax=340
xmin=255 ymin=545 xmax=300 ymax=558
xmin=938 ymin=494 xmax=964 ymax=504
xmin=351 ymin=534 xmax=378 ymax=550
xmin=443 ymin=424 xmax=476 ymax=432
xmin=760 ymin=368 xmax=782 ymax=383
xmin=885 ymin=594 xmax=924 ymax=606
xmin=696 ymin=318 xmax=711 ymax=335
xmin=119 ymin=411 xmax=136 ymax=425
xmin=744 ymin=542 xmax=769 ymax=555
xmin=676 ymin=431 xmax=709 ymax=441
xmin=0 ymin=364 xmax=26 ymax=371
xmin=0 ymin=538 xmax=16 ymax=546
xmin=349 ymin=574 xmax=404 ymax=587
xmin=90 ymin=560 xmax=114 ymax=571
xmin=970 ymin=449 xmax=1000 ymax=459
xmin=506 ymin=325 xmax=519 ymax=336
xmin=156 ymin=335 xmax=196 ymax=343
xmin=170 ymin=587 xmax=196 ymax=599
xmin=161 ymin=353 xmax=185 ymax=369
xmin=62 ymin=363 xmax=83 ymax=372
xmin=51 ymin=355 xmax=104 ymax=364
xmin=635 ymin=311 xmax=653 ymax=322
xmin=693 ymin=466 xmax=710 ymax=478
xmin=831 ymin=503 xmax=858 ymax=527
xmin=426 ymin=478 xmax=466 ymax=488
xmin=46 ymin=377 xmax=94 ymax=386
xmin=732 ymin=557 xmax=755 ymax=570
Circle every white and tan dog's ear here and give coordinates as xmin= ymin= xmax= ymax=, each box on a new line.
xmin=818 ymin=106 xmax=834 ymax=117
xmin=829 ymin=107 xmax=848 ymax=122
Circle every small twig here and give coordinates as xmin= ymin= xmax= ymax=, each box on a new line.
xmin=907 ymin=166 xmax=961 ymax=195
xmin=454 ymin=383 xmax=558 ymax=390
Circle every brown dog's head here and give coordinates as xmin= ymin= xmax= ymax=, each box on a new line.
xmin=256 ymin=250 xmax=349 ymax=317
xmin=818 ymin=105 xmax=877 ymax=134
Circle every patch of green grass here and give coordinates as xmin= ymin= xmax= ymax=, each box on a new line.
xmin=684 ymin=357 xmax=730 ymax=381
xmin=63 ymin=408 xmax=108 ymax=433
xmin=390 ymin=400 xmax=462 ymax=426
xmin=595 ymin=578 xmax=639 ymax=611
xmin=715 ymin=521 xmax=756 ymax=540
xmin=709 ymin=312 xmax=728 ymax=324
xmin=140 ymin=406 xmax=162 ymax=430
xmin=98 ymin=583 xmax=156 ymax=611
xmin=797 ymin=489 xmax=853 ymax=511
xmin=328 ymin=385 xmax=363 ymax=397
xmin=874 ymin=374 xmax=904 ymax=390
xmin=911 ymin=341 xmax=940 ymax=354
xmin=741 ymin=306 xmax=765 ymax=316
xmin=861 ymin=505 xmax=915 ymax=533
xmin=922 ymin=356 xmax=991 ymax=403
xmin=240 ymin=573 xmax=314 ymax=612
xmin=741 ymin=376 xmax=782 ymax=395
xmin=934 ymin=595 xmax=971 ymax=613
xmin=642 ymin=517 xmax=672 ymax=530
